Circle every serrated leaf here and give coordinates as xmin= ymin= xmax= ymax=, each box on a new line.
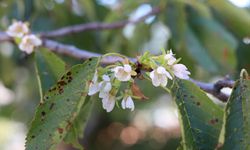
xmin=25 ymin=57 xmax=99 ymax=150
xmin=221 ymin=79 xmax=250 ymax=149
xmin=172 ymin=79 xmax=223 ymax=150
xmin=63 ymin=96 xmax=94 ymax=150
xmin=35 ymin=48 xmax=66 ymax=95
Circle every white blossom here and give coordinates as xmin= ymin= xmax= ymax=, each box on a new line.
xmin=88 ymin=70 xmax=100 ymax=96
xmin=99 ymin=75 xmax=112 ymax=99
xmin=6 ymin=21 xmax=29 ymax=38
xmin=121 ymin=96 xmax=135 ymax=111
xmin=164 ymin=50 xmax=176 ymax=65
xmin=172 ymin=64 xmax=190 ymax=79
xmin=19 ymin=34 xmax=42 ymax=54
xmin=150 ymin=66 xmax=172 ymax=87
xmin=101 ymin=94 xmax=116 ymax=112
xmin=112 ymin=64 xmax=136 ymax=81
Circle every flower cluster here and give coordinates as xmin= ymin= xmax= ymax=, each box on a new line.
xmin=6 ymin=21 xmax=42 ymax=54
xmin=149 ymin=50 xmax=190 ymax=87
xmin=88 ymin=64 xmax=136 ymax=112
xmin=88 ymin=50 xmax=190 ymax=112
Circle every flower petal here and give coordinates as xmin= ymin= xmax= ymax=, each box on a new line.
xmin=88 ymin=83 xmax=100 ymax=95
xmin=126 ymin=96 xmax=135 ymax=111
xmin=124 ymin=64 xmax=132 ymax=72
xmin=172 ymin=64 xmax=190 ymax=79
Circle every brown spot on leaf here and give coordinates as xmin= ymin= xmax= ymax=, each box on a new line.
xmin=31 ymin=135 xmax=35 ymax=139
xmin=61 ymin=76 xmax=65 ymax=80
xmin=196 ymin=102 xmax=201 ymax=106
xmin=57 ymin=80 xmax=66 ymax=86
xmin=67 ymin=72 xmax=72 ymax=76
xmin=66 ymin=121 xmax=72 ymax=130
xmin=49 ymin=103 xmax=55 ymax=110
xmin=59 ymin=89 xmax=64 ymax=94
xmin=41 ymin=111 xmax=46 ymax=116
xmin=57 ymin=128 xmax=64 ymax=134
xmin=209 ymin=118 xmax=219 ymax=125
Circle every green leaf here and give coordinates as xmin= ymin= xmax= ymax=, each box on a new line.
xmin=35 ymin=48 xmax=66 ymax=95
xmin=188 ymin=11 xmax=237 ymax=73
xmin=78 ymin=0 xmax=96 ymax=20
xmin=63 ymin=96 xmax=94 ymax=150
xmin=25 ymin=57 xmax=100 ymax=150
xmin=172 ymin=79 xmax=223 ymax=149
xmin=221 ymin=79 xmax=250 ymax=149
xmin=236 ymin=43 xmax=250 ymax=73
xmin=164 ymin=0 xmax=186 ymax=50
xmin=207 ymin=0 xmax=250 ymax=38
xmin=184 ymin=27 xmax=219 ymax=73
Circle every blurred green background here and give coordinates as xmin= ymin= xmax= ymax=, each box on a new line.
xmin=0 ymin=0 xmax=250 ymax=149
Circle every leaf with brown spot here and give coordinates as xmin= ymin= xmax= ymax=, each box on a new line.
xmin=35 ymin=48 xmax=66 ymax=97
xmin=25 ymin=57 xmax=100 ymax=150
xmin=220 ymin=78 xmax=250 ymax=150
xmin=172 ymin=79 xmax=223 ymax=149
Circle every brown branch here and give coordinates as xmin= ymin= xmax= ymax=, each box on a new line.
xmin=190 ymin=78 xmax=234 ymax=102
xmin=43 ymin=39 xmax=136 ymax=64
xmin=40 ymin=7 xmax=161 ymax=38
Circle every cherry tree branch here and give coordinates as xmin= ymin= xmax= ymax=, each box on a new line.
xmin=43 ymin=39 xmax=136 ymax=64
xmin=38 ymin=39 xmax=237 ymax=102
xmin=0 ymin=31 xmax=234 ymax=101
xmin=0 ymin=5 xmax=234 ymax=102
xmin=40 ymin=7 xmax=161 ymax=38
xmin=190 ymin=78 xmax=234 ymax=102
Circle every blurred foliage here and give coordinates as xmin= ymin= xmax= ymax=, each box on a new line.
xmin=1 ymin=0 xmax=250 ymax=150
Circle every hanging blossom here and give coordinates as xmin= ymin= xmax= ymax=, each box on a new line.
xmin=150 ymin=66 xmax=172 ymax=87
xmin=19 ymin=34 xmax=42 ymax=54
xmin=88 ymin=70 xmax=100 ymax=96
xmin=164 ymin=50 xmax=191 ymax=80
xmin=98 ymin=75 xmax=112 ymax=99
xmin=102 ymin=94 xmax=116 ymax=112
xmin=6 ymin=21 xmax=29 ymax=38
xmin=172 ymin=64 xmax=190 ymax=80
xmin=87 ymin=73 xmax=116 ymax=112
xmin=121 ymin=96 xmax=135 ymax=111
xmin=112 ymin=64 xmax=136 ymax=81
xmin=98 ymin=75 xmax=116 ymax=112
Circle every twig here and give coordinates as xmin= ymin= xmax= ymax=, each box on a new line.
xmin=0 ymin=31 xmax=12 ymax=42
xmin=190 ymin=78 xmax=234 ymax=102
xmin=40 ymin=7 xmax=161 ymax=38
xmin=43 ymin=39 xmax=136 ymax=64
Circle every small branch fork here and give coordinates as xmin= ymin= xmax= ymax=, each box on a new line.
xmin=0 ymin=7 xmax=235 ymax=102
